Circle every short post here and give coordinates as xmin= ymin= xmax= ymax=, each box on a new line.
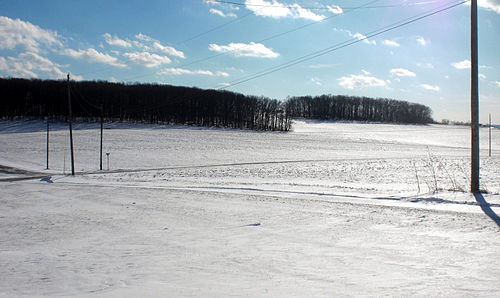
xmin=100 ymin=106 xmax=104 ymax=170
xmin=106 ymin=152 xmax=110 ymax=171
xmin=46 ymin=117 xmax=49 ymax=170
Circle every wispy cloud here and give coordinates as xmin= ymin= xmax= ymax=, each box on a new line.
xmin=0 ymin=16 xmax=62 ymax=52
xmin=382 ymin=40 xmax=400 ymax=47
xmin=133 ymin=33 xmax=185 ymax=59
xmin=421 ymin=84 xmax=440 ymax=91
xmin=209 ymin=8 xmax=237 ymax=17
xmin=327 ymin=5 xmax=343 ymax=14
xmin=159 ymin=67 xmax=229 ymax=77
xmin=479 ymin=0 xmax=500 ymax=13
xmin=0 ymin=52 xmax=72 ymax=79
xmin=451 ymin=59 xmax=471 ymax=69
xmin=310 ymin=77 xmax=322 ymax=86
xmin=338 ymin=74 xmax=387 ymax=89
xmin=416 ymin=62 xmax=434 ymax=69
xmin=103 ymin=33 xmax=132 ymax=48
xmin=465 ymin=0 xmax=500 ymax=14
xmin=307 ymin=63 xmax=337 ymax=69
xmin=495 ymin=81 xmax=500 ymax=87
xmin=335 ymin=29 xmax=376 ymax=45
xmin=123 ymin=52 xmax=171 ymax=67
xmin=451 ymin=59 xmax=491 ymax=70
xmin=208 ymin=42 xmax=279 ymax=58
xmin=63 ymin=48 xmax=127 ymax=68
xmin=416 ymin=36 xmax=429 ymax=46
xmin=390 ymin=68 xmax=416 ymax=77
xmin=244 ymin=0 xmax=325 ymax=21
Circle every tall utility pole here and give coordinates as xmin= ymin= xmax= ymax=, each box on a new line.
xmin=67 ymin=73 xmax=75 ymax=176
xmin=489 ymin=114 xmax=492 ymax=157
xmin=470 ymin=0 xmax=480 ymax=193
xmin=100 ymin=104 xmax=104 ymax=171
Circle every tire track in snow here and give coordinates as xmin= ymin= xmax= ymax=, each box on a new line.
xmin=81 ymin=157 xmax=420 ymax=176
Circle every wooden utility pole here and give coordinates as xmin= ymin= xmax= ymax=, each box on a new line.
xmin=470 ymin=0 xmax=479 ymax=193
xmin=46 ymin=117 xmax=49 ymax=170
xmin=67 ymin=73 xmax=75 ymax=176
xmin=100 ymin=104 xmax=104 ymax=171
xmin=489 ymin=114 xmax=492 ymax=157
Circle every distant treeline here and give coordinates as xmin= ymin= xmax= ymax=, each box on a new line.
xmin=0 ymin=78 xmax=434 ymax=130
xmin=285 ymin=95 xmax=433 ymax=124
xmin=0 ymin=78 xmax=291 ymax=131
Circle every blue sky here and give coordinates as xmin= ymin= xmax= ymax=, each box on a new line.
xmin=0 ymin=0 xmax=499 ymax=123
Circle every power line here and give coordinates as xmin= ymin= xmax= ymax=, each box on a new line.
xmin=73 ymin=5 xmax=255 ymax=78
xmin=211 ymin=0 xmax=441 ymax=10
xmin=177 ymin=11 xmax=255 ymax=45
xmin=123 ymin=0 xmax=383 ymax=82
xmin=218 ymin=0 xmax=468 ymax=90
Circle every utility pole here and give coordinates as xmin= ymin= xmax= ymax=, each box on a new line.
xmin=46 ymin=117 xmax=49 ymax=170
xmin=100 ymin=104 xmax=104 ymax=171
xmin=67 ymin=73 xmax=75 ymax=176
xmin=470 ymin=0 xmax=479 ymax=193
xmin=489 ymin=114 xmax=492 ymax=157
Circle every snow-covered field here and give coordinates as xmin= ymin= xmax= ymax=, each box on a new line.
xmin=1 ymin=119 xmax=499 ymax=297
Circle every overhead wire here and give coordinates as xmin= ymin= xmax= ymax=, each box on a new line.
xmin=123 ymin=0 xmax=384 ymax=82
xmin=72 ymin=4 xmax=256 ymax=79
xmin=217 ymin=0 xmax=469 ymax=90
xmin=210 ymin=0 xmax=442 ymax=10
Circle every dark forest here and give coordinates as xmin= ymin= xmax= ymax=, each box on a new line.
xmin=0 ymin=78 xmax=433 ymax=130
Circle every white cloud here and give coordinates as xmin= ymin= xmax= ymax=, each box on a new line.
xmin=416 ymin=36 xmax=429 ymax=46
xmin=382 ymin=40 xmax=400 ymax=47
xmin=209 ymin=8 xmax=237 ymax=17
xmin=338 ymin=74 xmax=387 ymax=89
xmin=244 ymin=0 xmax=325 ymax=21
xmin=103 ymin=33 xmax=132 ymax=48
xmin=133 ymin=33 xmax=185 ymax=59
xmin=63 ymin=48 xmax=127 ymax=68
xmin=307 ymin=63 xmax=337 ymax=69
xmin=466 ymin=0 xmax=500 ymax=14
xmin=479 ymin=0 xmax=500 ymax=13
xmin=208 ymin=42 xmax=279 ymax=58
xmin=124 ymin=52 xmax=171 ymax=67
xmin=416 ymin=62 xmax=434 ymax=69
xmin=479 ymin=73 xmax=487 ymax=79
xmin=495 ymin=81 xmax=500 ymax=87
xmin=159 ymin=67 xmax=229 ymax=77
xmin=451 ymin=59 xmax=491 ymax=70
xmin=361 ymin=69 xmax=371 ymax=75
xmin=244 ymin=0 xmax=292 ymax=18
xmin=310 ymin=77 xmax=322 ymax=86
xmin=0 ymin=16 xmax=62 ymax=52
xmin=335 ymin=29 xmax=376 ymax=45
xmin=390 ymin=68 xmax=416 ymax=77
xmin=353 ymin=32 xmax=376 ymax=45
xmin=0 ymin=52 xmax=74 ymax=79
xmin=151 ymin=42 xmax=185 ymax=59
xmin=327 ymin=5 xmax=343 ymax=14
xmin=421 ymin=84 xmax=440 ymax=91
xmin=135 ymin=33 xmax=154 ymax=42
xmin=289 ymin=3 xmax=325 ymax=21
xmin=451 ymin=59 xmax=471 ymax=69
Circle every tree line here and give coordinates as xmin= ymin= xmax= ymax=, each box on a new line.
xmin=285 ymin=94 xmax=433 ymax=124
xmin=0 ymin=78 xmax=434 ymax=130
xmin=0 ymin=78 xmax=291 ymax=131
